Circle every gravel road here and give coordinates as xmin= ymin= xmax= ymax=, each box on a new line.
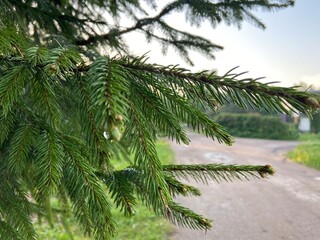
xmin=169 ymin=133 xmax=320 ymax=240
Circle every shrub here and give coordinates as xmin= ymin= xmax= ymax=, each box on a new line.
xmin=214 ymin=113 xmax=299 ymax=140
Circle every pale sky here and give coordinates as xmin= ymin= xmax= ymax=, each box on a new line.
xmin=124 ymin=0 xmax=320 ymax=88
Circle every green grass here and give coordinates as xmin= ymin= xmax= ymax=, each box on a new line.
xmin=288 ymin=133 xmax=320 ymax=170
xmin=298 ymin=133 xmax=320 ymax=141
xmin=112 ymin=205 xmax=172 ymax=240
xmin=35 ymin=140 xmax=174 ymax=240
xmin=34 ymin=218 xmax=86 ymax=240
xmin=112 ymin=140 xmax=174 ymax=169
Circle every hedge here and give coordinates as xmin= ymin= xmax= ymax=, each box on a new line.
xmin=214 ymin=113 xmax=299 ymax=140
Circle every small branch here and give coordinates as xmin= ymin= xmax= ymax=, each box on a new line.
xmin=163 ymin=164 xmax=275 ymax=183
xmin=74 ymin=23 xmax=143 ymax=46
xmin=74 ymin=1 xmax=187 ymax=46
xmin=117 ymin=60 xmax=320 ymax=112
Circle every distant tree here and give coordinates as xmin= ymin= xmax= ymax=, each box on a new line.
xmin=1 ymin=0 xmax=319 ymax=239
xmin=217 ymin=103 xmax=270 ymax=115
xmin=294 ymin=82 xmax=320 ymax=133
xmin=311 ymin=112 xmax=320 ymax=134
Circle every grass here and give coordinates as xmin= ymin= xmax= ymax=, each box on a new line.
xmin=298 ymin=133 xmax=320 ymax=141
xmin=112 ymin=205 xmax=172 ymax=240
xmin=35 ymin=140 xmax=174 ymax=240
xmin=112 ymin=139 xmax=174 ymax=169
xmin=288 ymin=133 xmax=320 ymax=170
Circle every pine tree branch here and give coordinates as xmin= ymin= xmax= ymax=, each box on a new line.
xmin=127 ymin=77 xmax=190 ymax=144
xmin=74 ymin=0 xmax=183 ymax=46
xmin=29 ymin=73 xmax=62 ymax=128
xmin=0 ymin=221 xmax=25 ymax=240
xmin=61 ymin=134 xmax=116 ymax=239
xmin=88 ymin=57 xmax=129 ymax=127
xmin=74 ymin=0 xmax=294 ymax=55
xmin=101 ymin=170 xmax=137 ymax=216
xmin=2 ymin=0 xmax=295 ymax=64
xmin=34 ymin=131 xmax=64 ymax=202
xmin=139 ymin=27 xmax=222 ymax=65
xmin=117 ymin=58 xmax=320 ymax=115
xmin=3 ymin=51 xmax=319 ymax=117
xmin=166 ymin=202 xmax=212 ymax=231
xmin=124 ymin=99 xmax=172 ymax=212
xmin=76 ymin=73 xmax=104 ymax=164
xmin=164 ymin=173 xmax=201 ymax=197
xmin=0 ymin=166 xmax=36 ymax=240
xmin=0 ymin=110 xmax=15 ymax=145
xmin=7 ymin=123 xmax=38 ymax=174
xmin=97 ymin=167 xmax=210 ymax=230
xmin=163 ymin=164 xmax=275 ymax=184
xmin=0 ymin=65 xmax=31 ymax=115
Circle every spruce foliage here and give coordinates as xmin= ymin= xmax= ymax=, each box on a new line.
xmin=0 ymin=0 xmax=319 ymax=239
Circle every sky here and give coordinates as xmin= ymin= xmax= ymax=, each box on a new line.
xmin=125 ymin=0 xmax=320 ymax=88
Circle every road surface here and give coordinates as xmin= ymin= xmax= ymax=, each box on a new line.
xmin=169 ymin=133 xmax=320 ymax=240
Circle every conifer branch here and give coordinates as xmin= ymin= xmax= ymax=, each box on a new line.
xmin=100 ymin=170 xmax=137 ymax=216
xmin=61 ymin=134 xmax=116 ymax=238
xmin=74 ymin=0 xmax=294 ymax=56
xmin=163 ymin=164 xmax=275 ymax=184
xmin=75 ymin=74 xmax=105 ymax=165
xmin=124 ymin=99 xmax=172 ymax=212
xmin=0 ymin=221 xmax=25 ymax=240
xmin=0 ymin=110 xmax=15 ymax=145
xmin=8 ymin=123 xmax=38 ymax=174
xmin=0 ymin=168 xmax=36 ymax=240
xmin=34 ymin=131 xmax=64 ymax=202
xmin=164 ymin=173 xmax=201 ymax=197
xmin=118 ymin=57 xmax=320 ymax=115
xmin=127 ymin=77 xmax=190 ymax=144
xmin=166 ymin=202 xmax=213 ymax=231
xmin=0 ymin=65 xmax=31 ymax=115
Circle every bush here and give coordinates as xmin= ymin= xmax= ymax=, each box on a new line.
xmin=214 ymin=113 xmax=299 ymax=140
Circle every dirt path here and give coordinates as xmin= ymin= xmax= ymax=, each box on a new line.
xmin=169 ymin=133 xmax=320 ymax=240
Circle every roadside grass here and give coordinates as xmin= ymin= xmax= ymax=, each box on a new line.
xmin=298 ymin=133 xmax=320 ymax=141
xmin=112 ymin=205 xmax=172 ymax=240
xmin=35 ymin=140 xmax=174 ymax=240
xmin=288 ymin=133 xmax=320 ymax=171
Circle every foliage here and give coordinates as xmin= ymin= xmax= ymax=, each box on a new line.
xmin=214 ymin=113 xmax=299 ymax=140
xmin=310 ymin=111 xmax=320 ymax=134
xmin=1 ymin=0 xmax=320 ymax=239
